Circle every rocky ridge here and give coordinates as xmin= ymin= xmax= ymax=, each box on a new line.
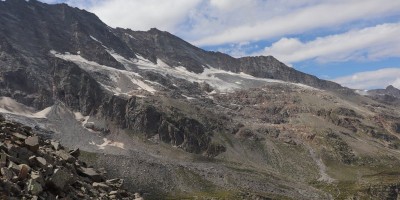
xmin=0 ymin=114 xmax=141 ymax=200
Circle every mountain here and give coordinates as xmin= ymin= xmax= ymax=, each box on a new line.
xmin=366 ymin=85 xmax=400 ymax=105
xmin=1 ymin=0 xmax=400 ymax=199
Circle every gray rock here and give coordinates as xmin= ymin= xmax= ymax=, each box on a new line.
xmin=106 ymin=178 xmax=124 ymax=188
xmin=12 ymin=132 xmax=27 ymax=141
xmin=8 ymin=161 xmax=21 ymax=173
xmin=8 ymin=146 xmax=34 ymax=164
xmin=0 ymin=152 xmax=6 ymax=167
xmin=78 ymin=167 xmax=103 ymax=182
xmin=1 ymin=167 xmax=14 ymax=180
xmin=51 ymin=141 xmax=61 ymax=151
xmin=31 ymin=171 xmax=45 ymax=185
xmin=27 ymin=179 xmax=43 ymax=195
xmin=69 ymin=148 xmax=80 ymax=158
xmin=92 ymin=182 xmax=111 ymax=191
xmin=24 ymin=136 xmax=39 ymax=152
xmin=35 ymin=157 xmax=47 ymax=168
xmin=55 ymin=150 xmax=75 ymax=163
xmin=47 ymin=168 xmax=73 ymax=190
xmin=18 ymin=164 xmax=30 ymax=180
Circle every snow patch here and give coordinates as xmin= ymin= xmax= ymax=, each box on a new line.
xmin=50 ymin=50 xmax=156 ymax=95
xmin=182 ymin=95 xmax=196 ymax=100
xmin=90 ymin=138 xmax=125 ymax=150
xmin=74 ymin=112 xmax=90 ymax=126
xmin=90 ymin=35 xmax=101 ymax=43
xmin=132 ymin=57 xmax=317 ymax=92
xmin=0 ymin=97 xmax=51 ymax=118
xmin=355 ymin=89 xmax=369 ymax=96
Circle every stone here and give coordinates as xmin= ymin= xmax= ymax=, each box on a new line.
xmin=134 ymin=193 xmax=144 ymax=200
xmin=0 ymin=142 xmax=7 ymax=152
xmin=31 ymin=171 xmax=45 ymax=185
xmin=25 ymin=136 xmax=39 ymax=152
xmin=55 ymin=150 xmax=76 ymax=163
xmin=69 ymin=148 xmax=80 ymax=158
xmin=78 ymin=167 xmax=103 ymax=182
xmin=51 ymin=141 xmax=61 ymax=150
xmin=8 ymin=161 xmax=20 ymax=173
xmin=12 ymin=132 xmax=27 ymax=140
xmin=106 ymin=178 xmax=124 ymax=188
xmin=18 ymin=164 xmax=30 ymax=180
xmin=0 ymin=152 xmax=6 ymax=167
xmin=92 ymin=182 xmax=111 ymax=191
xmin=47 ymin=168 xmax=73 ymax=190
xmin=35 ymin=157 xmax=47 ymax=168
xmin=8 ymin=146 xmax=34 ymax=164
xmin=3 ymin=179 xmax=22 ymax=195
xmin=27 ymin=179 xmax=43 ymax=195
xmin=1 ymin=167 xmax=14 ymax=180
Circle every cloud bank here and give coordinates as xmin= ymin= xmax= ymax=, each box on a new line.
xmin=333 ymin=68 xmax=400 ymax=89
xmin=261 ymin=23 xmax=400 ymax=63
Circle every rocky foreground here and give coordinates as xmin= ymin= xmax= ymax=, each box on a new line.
xmin=0 ymin=114 xmax=142 ymax=200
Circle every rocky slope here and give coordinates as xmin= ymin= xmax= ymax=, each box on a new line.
xmin=1 ymin=0 xmax=400 ymax=200
xmin=0 ymin=114 xmax=141 ymax=199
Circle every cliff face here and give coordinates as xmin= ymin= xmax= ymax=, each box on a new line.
xmin=0 ymin=0 xmax=346 ymax=156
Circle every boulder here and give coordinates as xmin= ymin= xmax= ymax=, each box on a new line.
xmin=12 ymin=132 xmax=27 ymax=141
xmin=8 ymin=146 xmax=34 ymax=164
xmin=31 ymin=171 xmax=45 ymax=185
xmin=35 ymin=157 xmax=47 ymax=168
xmin=18 ymin=164 xmax=30 ymax=180
xmin=8 ymin=161 xmax=21 ymax=173
xmin=69 ymin=148 xmax=80 ymax=158
xmin=106 ymin=178 xmax=124 ymax=189
xmin=78 ymin=167 xmax=103 ymax=182
xmin=25 ymin=136 xmax=39 ymax=152
xmin=92 ymin=182 xmax=111 ymax=191
xmin=55 ymin=150 xmax=76 ymax=163
xmin=47 ymin=168 xmax=73 ymax=190
xmin=27 ymin=179 xmax=43 ymax=195
xmin=0 ymin=152 xmax=6 ymax=167
xmin=51 ymin=141 xmax=61 ymax=150
xmin=1 ymin=167 xmax=14 ymax=180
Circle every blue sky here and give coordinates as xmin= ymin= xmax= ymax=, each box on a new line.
xmin=40 ymin=0 xmax=400 ymax=90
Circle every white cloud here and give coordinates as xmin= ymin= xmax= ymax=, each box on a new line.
xmin=40 ymin=0 xmax=400 ymax=51
xmin=393 ymin=78 xmax=400 ymax=89
xmin=89 ymin=0 xmax=202 ymax=32
xmin=333 ymin=68 xmax=400 ymax=89
xmin=39 ymin=0 xmax=400 ymax=66
xmin=193 ymin=0 xmax=400 ymax=46
xmin=260 ymin=23 xmax=400 ymax=63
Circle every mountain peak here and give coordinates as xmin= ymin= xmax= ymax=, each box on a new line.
xmin=386 ymin=85 xmax=399 ymax=91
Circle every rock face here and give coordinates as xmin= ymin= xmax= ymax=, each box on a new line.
xmin=0 ymin=0 xmax=352 ymax=157
xmin=116 ymin=28 xmax=345 ymax=90
xmin=368 ymin=85 xmax=400 ymax=105
xmin=0 ymin=115 xmax=136 ymax=199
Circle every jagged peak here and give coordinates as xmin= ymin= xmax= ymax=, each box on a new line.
xmin=386 ymin=85 xmax=399 ymax=90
